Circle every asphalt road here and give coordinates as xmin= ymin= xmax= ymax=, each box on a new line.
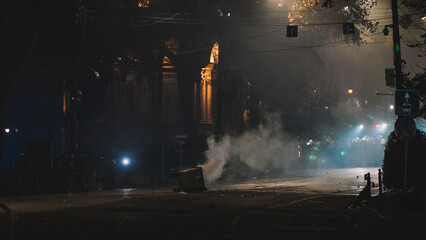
xmin=0 ymin=167 xmax=381 ymax=240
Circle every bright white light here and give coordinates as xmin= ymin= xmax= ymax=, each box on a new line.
xmin=376 ymin=123 xmax=388 ymax=132
xmin=359 ymin=125 xmax=364 ymax=130
xmin=422 ymin=16 xmax=426 ymax=21
xmin=389 ymin=105 xmax=394 ymax=110
xmin=343 ymin=6 xmax=349 ymax=13
xmin=122 ymin=157 xmax=130 ymax=166
xmin=227 ymin=12 xmax=231 ymax=17
xmin=5 ymin=128 xmax=10 ymax=133
xmin=94 ymin=71 xmax=100 ymax=80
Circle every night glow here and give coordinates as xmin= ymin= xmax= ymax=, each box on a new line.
xmin=122 ymin=157 xmax=130 ymax=166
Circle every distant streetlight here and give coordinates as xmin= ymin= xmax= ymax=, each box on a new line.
xmin=79 ymin=68 xmax=100 ymax=80
xmin=347 ymin=89 xmax=354 ymax=94
xmin=121 ymin=157 xmax=130 ymax=166
xmin=390 ymin=105 xmax=395 ymax=110
xmin=4 ymin=128 xmax=10 ymax=133
xmin=94 ymin=71 xmax=100 ymax=80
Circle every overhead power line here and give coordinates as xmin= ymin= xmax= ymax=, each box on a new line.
xmin=228 ymin=40 xmax=345 ymax=55
xmin=227 ymin=40 xmax=388 ymax=55
xmin=107 ymin=13 xmax=392 ymax=28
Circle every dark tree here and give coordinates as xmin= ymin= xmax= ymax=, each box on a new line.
xmin=383 ymin=130 xmax=426 ymax=191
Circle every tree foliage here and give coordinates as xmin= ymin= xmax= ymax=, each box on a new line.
xmin=383 ymin=130 xmax=426 ymax=191
xmin=399 ymin=0 xmax=426 ymax=117
xmin=402 ymin=0 xmax=426 ymax=13
xmin=322 ymin=0 xmax=379 ymax=31
xmin=401 ymin=0 xmax=426 ymax=58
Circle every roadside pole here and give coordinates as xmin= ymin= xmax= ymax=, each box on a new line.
xmin=378 ymin=168 xmax=383 ymax=195
xmin=391 ymin=0 xmax=415 ymax=191
xmin=394 ymin=116 xmax=417 ymax=189
xmin=179 ymin=143 xmax=183 ymax=169
xmin=391 ymin=0 xmax=402 ymax=89
xmin=404 ymin=141 xmax=408 ymax=189
xmin=161 ymin=145 xmax=165 ymax=182
xmin=175 ymin=135 xmax=186 ymax=169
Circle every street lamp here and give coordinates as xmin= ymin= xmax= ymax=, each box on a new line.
xmin=79 ymin=68 xmax=100 ymax=80
xmin=121 ymin=157 xmax=130 ymax=166
xmin=382 ymin=24 xmax=393 ymax=36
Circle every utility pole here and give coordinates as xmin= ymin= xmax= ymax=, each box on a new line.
xmin=68 ymin=0 xmax=87 ymax=152
xmin=161 ymin=145 xmax=165 ymax=182
xmin=391 ymin=0 xmax=413 ymax=190
xmin=391 ymin=0 xmax=403 ymax=89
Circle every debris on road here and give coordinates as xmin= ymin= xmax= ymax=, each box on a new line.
xmin=172 ymin=167 xmax=207 ymax=192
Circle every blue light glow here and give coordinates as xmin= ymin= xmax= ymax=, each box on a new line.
xmin=121 ymin=157 xmax=130 ymax=166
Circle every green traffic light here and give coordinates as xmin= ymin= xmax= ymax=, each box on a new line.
xmin=395 ymin=43 xmax=400 ymax=53
xmin=340 ymin=151 xmax=345 ymax=157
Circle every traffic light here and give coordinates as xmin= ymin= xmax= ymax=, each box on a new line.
xmin=343 ymin=22 xmax=355 ymax=34
xmin=287 ymin=26 xmax=298 ymax=37
xmin=395 ymin=43 xmax=400 ymax=53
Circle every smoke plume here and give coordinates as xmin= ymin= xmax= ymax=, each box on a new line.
xmin=200 ymin=112 xmax=298 ymax=182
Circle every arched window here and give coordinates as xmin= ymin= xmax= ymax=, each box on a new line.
xmin=199 ymin=43 xmax=219 ymax=123
xmin=209 ymin=42 xmax=219 ymax=64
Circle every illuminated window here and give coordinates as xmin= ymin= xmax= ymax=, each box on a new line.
xmin=200 ymin=65 xmax=213 ymax=123
xmin=210 ymin=42 xmax=219 ymax=64
xmin=199 ymin=43 xmax=219 ymax=123
xmin=243 ymin=109 xmax=250 ymax=124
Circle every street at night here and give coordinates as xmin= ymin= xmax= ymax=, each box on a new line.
xmin=1 ymin=0 xmax=426 ymax=240
xmin=1 ymin=168 xmax=385 ymax=240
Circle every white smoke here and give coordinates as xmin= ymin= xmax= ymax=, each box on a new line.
xmin=200 ymin=112 xmax=298 ymax=182
xmin=201 ymin=135 xmax=232 ymax=182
